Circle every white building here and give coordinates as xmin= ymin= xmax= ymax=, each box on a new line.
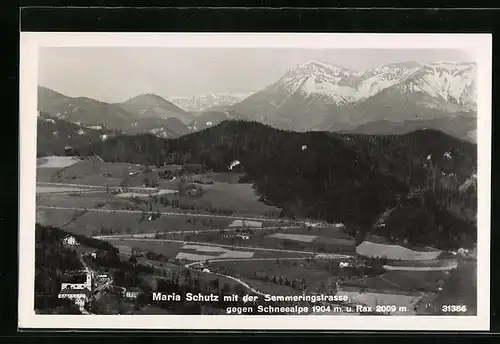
xmin=62 ymin=235 xmax=78 ymax=246
xmin=61 ymin=270 xmax=92 ymax=291
xmin=58 ymin=288 xmax=91 ymax=311
xmin=125 ymin=288 xmax=140 ymax=299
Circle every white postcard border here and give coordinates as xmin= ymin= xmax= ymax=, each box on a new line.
xmin=19 ymin=32 xmax=492 ymax=331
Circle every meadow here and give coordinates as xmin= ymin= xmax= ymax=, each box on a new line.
xmin=423 ymin=259 xmax=477 ymax=315
xmin=356 ymin=241 xmax=443 ymax=260
xmin=335 ymin=290 xmax=422 ymax=315
xmin=341 ymin=270 xmax=448 ymax=293
xmin=36 ymin=208 xmax=235 ymax=236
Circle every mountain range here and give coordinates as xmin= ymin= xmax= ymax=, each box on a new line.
xmin=37 ymin=59 xmax=477 ymax=142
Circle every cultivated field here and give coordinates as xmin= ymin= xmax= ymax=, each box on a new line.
xmin=107 ymin=239 xmax=183 ymax=258
xmin=104 ymin=238 xmax=314 ymax=261
xmin=37 ymin=168 xmax=67 ymax=182
xmin=37 ymin=191 xmax=121 ymax=208
xmin=383 ymin=260 xmax=458 ymax=271
xmin=34 ymin=158 xmax=472 ymax=315
xmin=356 ymin=241 xmax=443 ymax=260
xmin=47 ymin=160 xmax=143 ymax=186
xmin=36 ymin=207 xmax=237 ymax=236
xmin=36 ymin=208 xmax=84 ymax=227
xmin=384 ymin=259 xmax=458 ymax=267
xmin=163 ymin=229 xmax=356 ymax=254
xmin=267 ymin=233 xmax=355 ymax=246
xmin=267 ymin=233 xmax=316 ymax=242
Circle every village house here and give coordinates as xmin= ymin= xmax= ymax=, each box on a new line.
xmin=61 ymin=235 xmax=78 ymax=247
xmin=58 ymin=288 xmax=91 ymax=312
xmin=60 ymin=270 xmax=92 ymax=291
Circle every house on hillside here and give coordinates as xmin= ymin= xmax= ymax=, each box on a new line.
xmin=58 ymin=288 xmax=91 ymax=312
xmin=229 ymin=220 xmax=262 ymax=228
xmin=62 ymin=235 xmax=79 ymax=247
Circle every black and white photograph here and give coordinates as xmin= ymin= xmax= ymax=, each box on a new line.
xmin=19 ymin=33 xmax=491 ymax=330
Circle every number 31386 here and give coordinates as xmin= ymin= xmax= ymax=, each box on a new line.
xmin=442 ymin=305 xmax=467 ymax=312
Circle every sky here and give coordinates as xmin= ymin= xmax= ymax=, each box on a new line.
xmin=38 ymin=47 xmax=473 ymax=103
